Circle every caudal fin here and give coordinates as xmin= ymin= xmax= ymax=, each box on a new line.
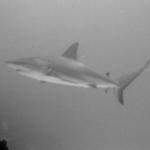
xmin=115 ymin=87 xmax=124 ymax=105
xmin=115 ymin=59 xmax=150 ymax=105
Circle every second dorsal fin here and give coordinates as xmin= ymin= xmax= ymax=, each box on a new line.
xmin=62 ymin=42 xmax=79 ymax=60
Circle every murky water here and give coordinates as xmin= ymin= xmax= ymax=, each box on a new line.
xmin=0 ymin=0 xmax=150 ymax=150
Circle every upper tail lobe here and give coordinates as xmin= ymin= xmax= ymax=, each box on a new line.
xmin=115 ymin=59 xmax=150 ymax=105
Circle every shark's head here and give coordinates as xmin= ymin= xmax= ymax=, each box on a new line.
xmin=5 ymin=57 xmax=91 ymax=88
xmin=6 ymin=59 xmax=29 ymax=73
xmin=5 ymin=57 xmax=51 ymax=74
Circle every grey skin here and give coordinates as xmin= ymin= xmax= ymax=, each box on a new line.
xmin=6 ymin=42 xmax=150 ymax=105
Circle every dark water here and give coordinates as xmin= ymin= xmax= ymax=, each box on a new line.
xmin=0 ymin=0 xmax=150 ymax=150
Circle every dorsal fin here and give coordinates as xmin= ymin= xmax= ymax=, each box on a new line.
xmin=62 ymin=42 xmax=79 ymax=60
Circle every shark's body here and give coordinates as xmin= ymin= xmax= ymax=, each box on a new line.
xmin=6 ymin=42 xmax=150 ymax=104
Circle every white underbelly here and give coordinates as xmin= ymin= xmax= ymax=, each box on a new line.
xmin=18 ymin=71 xmax=117 ymax=89
xmin=97 ymin=84 xmax=117 ymax=88
xmin=19 ymin=71 xmax=90 ymax=88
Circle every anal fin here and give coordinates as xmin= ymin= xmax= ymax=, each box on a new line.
xmin=88 ymin=83 xmax=98 ymax=89
xmin=104 ymin=88 xmax=108 ymax=93
xmin=40 ymin=81 xmax=47 ymax=83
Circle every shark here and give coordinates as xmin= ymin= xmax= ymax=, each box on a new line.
xmin=6 ymin=42 xmax=150 ymax=105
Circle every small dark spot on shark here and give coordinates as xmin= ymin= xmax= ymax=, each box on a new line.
xmin=40 ymin=81 xmax=47 ymax=83
xmin=88 ymin=83 xmax=98 ymax=88
xmin=16 ymin=69 xmax=22 ymax=72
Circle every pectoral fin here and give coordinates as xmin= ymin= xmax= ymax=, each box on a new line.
xmin=45 ymin=68 xmax=58 ymax=77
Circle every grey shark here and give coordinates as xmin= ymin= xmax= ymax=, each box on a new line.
xmin=6 ymin=42 xmax=150 ymax=105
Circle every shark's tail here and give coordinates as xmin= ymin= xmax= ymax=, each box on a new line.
xmin=114 ymin=59 xmax=150 ymax=105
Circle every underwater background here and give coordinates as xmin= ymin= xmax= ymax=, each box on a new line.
xmin=0 ymin=0 xmax=150 ymax=150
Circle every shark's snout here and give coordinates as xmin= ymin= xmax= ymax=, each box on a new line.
xmin=5 ymin=60 xmax=14 ymax=65
xmin=5 ymin=59 xmax=22 ymax=67
xmin=5 ymin=59 xmax=28 ymax=72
